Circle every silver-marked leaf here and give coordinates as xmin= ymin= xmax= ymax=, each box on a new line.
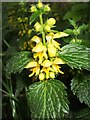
xmin=58 ymin=44 xmax=90 ymax=70
xmin=26 ymin=79 xmax=69 ymax=119
xmin=5 ymin=51 xmax=32 ymax=78
xmin=71 ymin=74 xmax=90 ymax=107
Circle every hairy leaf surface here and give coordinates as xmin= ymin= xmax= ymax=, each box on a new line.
xmin=71 ymin=74 xmax=90 ymax=107
xmin=58 ymin=44 xmax=90 ymax=70
xmin=5 ymin=51 xmax=32 ymax=78
xmin=26 ymin=79 xmax=69 ymax=119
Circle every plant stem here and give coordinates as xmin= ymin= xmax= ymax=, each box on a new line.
xmin=39 ymin=14 xmax=46 ymax=45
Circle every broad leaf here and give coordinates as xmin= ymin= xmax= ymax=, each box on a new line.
xmin=26 ymin=79 xmax=69 ymax=119
xmin=71 ymin=74 xmax=90 ymax=107
xmin=29 ymin=9 xmax=45 ymax=25
xmin=58 ymin=44 xmax=90 ymax=70
xmin=5 ymin=51 xmax=32 ymax=78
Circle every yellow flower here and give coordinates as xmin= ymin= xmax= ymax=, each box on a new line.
xmin=29 ymin=64 xmax=40 ymax=77
xmin=44 ymin=25 xmax=51 ymax=32
xmin=46 ymin=33 xmax=60 ymax=50
xmin=25 ymin=61 xmax=38 ymax=68
xmin=39 ymin=73 xmax=45 ymax=81
xmin=54 ymin=32 xmax=69 ymax=38
xmin=46 ymin=33 xmax=54 ymax=42
xmin=49 ymin=72 xmax=55 ymax=79
xmin=46 ymin=18 xmax=56 ymax=26
xmin=32 ymin=42 xmax=47 ymax=52
xmin=52 ymin=64 xmax=64 ymax=74
xmin=31 ymin=36 xmax=41 ymax=44
xmin=52 ymin=40 xmax=60 ymax=50
xmin=34 ymin=51 xmax=48 ymax=64
xmin=37 ymin=2 xmax=43 ymax=8
xmin=44 ymin=4 xmax=50 ymax=12
xmin=31 ymin=5 xmax=37 ymax=12
xmin=41 ymin=60 xmax=52 ymax=67
xmin=48 ymin=43 xmax=57 ymax=57
xmin=34 ymin=22 xmax=42 ymax=32
xmin=41 ymin=67 xmax=49 ymax=79
xmin=53 ymin=58 xmax=65 ymax=64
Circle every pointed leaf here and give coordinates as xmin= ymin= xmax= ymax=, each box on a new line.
xmin=26 ymin=79 xmax=69 ymax=119
xmin=5 ymin=51 xmax=32 ymax=78
xmin=29 ymin=9 xmax=45 ymax=25
xmin=71 ymin=74 xmax=90 ymax=107
xmin=58 ymin=44 xmax=90 ymax=70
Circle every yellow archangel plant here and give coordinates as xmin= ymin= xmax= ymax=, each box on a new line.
xmin=25 ymin=1 xmax=68 ymax=81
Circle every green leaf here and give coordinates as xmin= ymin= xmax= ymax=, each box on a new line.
xmin=58 ymin=44 xmax=90 ymax=70
xmin=29 ymin=9 xmax=45 ymax=25
xmin=5 ymin=51 xmax=32 ymax=78
xmin=68 ymin=19 xmax=77 ymax=28
xmin=71 ymin=74 xmax=90 ymax=107
xmin=26 ymin=79 xmax=69 ymax=119
xmin=75 ymin=108 xmax=90 ymax=120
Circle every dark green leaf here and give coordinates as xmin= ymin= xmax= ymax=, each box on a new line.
xmin=58 ymin=44 xmax=90 ymax=70
xmin=26 ymin=79 xmax=69 ymax=119
xmin=75 ymin=108 xmax=90 ymax=120
xmin=29 ymin=9 xmax=45 ymax=25
xmin=71 ymin=74 xmax=90 ymax=107
xmin=5 ymin=51 xmax=32 ymax=78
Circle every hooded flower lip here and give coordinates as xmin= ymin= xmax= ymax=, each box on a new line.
xmin=25 ymin=61 xmax=38 ymax=68
xmin=46 ymin=33 xmax=60 ymax=50
xmin=53 ymin=58 xmax=65 ymax=64
xmin=31 ymin=35 xmax=41 ymax=44
xmin=48 ymin=43 xmax=57 ymax=57
xmin=41 ymin=60 xmax=52 ymax=67
xmin=32 ymin=42 xmax=47 ymax=53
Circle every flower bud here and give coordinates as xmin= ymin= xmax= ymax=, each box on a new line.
xmin=31 ymin=5 xmax=37 ymax=12
xmin=50 ymin=72 xmax=55 ymax=79
xmin=39 ymin=73 xmax=45 ymax=81
xmin=37 ymin=2 xmax=43 ymax=8
xmin=46 ymin=18 xmax=56 ymax=26
xmin=44 ymin=5 xmax=50 ymax=12
xmin=44 ymin=25 xmax=51 ymax=32
xmin=34 ymin=22 xmax=42 ymax=32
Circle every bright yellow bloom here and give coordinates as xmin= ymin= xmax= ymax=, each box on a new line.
xmin=33 ymin=51 xmax=48 ymax=64
xmin=37 ymin=2 xmax=43 ymax=8
xmin=52 ymin=40 xmax=60 ymax=50
xmin=52 ymin=64 xmax=64 ymax=74
xmin=44 ymin=25 xmax=51 ymax=32
xmin=31 ymin=36 xmax=41 ymax=44
xmin=25 ymin=61 xmax=38 ymax=68
xmin=29 ymin=64 xmax=40 ymax=77
xmin=41 ymin=60 xmax=52 ymax=67
xmin=54 ymin=32 xmax=69 ymax=38
xmin=53 ymin=58 xmax=65 ymax=64
xmin=46 ymin=33 xmax=54 ymax=42
xmin=32 ymin=42 xmax=47 ymax=52
xmin=46 ymin=18 xmax=56 ymax=26
xmin=44 ymin=4 xmax=50 ymax=12
xmin=49 ymin=72 xmax=55 ymax=79
xmin=48 ymin=43 xmax=57 ymax=57
xmin=39 ymin=73 xmax=45 ymax=81
xmin=31 ymin=5 xmax=37 ymax=12
xmin=34 ymin=22 xmax=42 ymax=32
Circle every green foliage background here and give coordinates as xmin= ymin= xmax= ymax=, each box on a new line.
xmin=2 ymin=2 xmax=90 ymax=120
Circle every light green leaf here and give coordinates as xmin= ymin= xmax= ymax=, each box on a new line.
xmin=57 ymin=44 xmax=90 ymax=70
xmin=71 ymin=74 xmax=90 ymax=107
xmin=5 ymin=51 xmax=32 ymax=78
xmin=26 ymin=79 xmax=69 ymax=119
xmin=29 ymin=9 xmax=45 ymax=25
